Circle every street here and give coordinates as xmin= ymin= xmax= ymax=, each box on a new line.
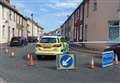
xmin=0 ymin=0 xmax=120 ymax=83
xmin=0 ymin=44 xmax=120 ymax=83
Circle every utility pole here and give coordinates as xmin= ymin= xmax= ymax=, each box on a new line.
xmin=31 ymin=13 xmax=33 ymax=37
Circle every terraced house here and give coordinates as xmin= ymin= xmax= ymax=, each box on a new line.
xmin=60 ymin=0 xmax=120 ymax=51
xmin=0 ymin=0 xmax=27 ymax=44
xmin=27 ymin=18 xmax=44 ymax=40
xmin=84 ymin=0 xmax=120 ymax=50
xmin=60 ymin=1 xmax=84 ymax=42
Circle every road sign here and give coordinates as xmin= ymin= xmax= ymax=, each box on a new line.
xmin=56 ymin=54 xmax=75 ymax=70
xmin=102 ymin=51 xmax=114 ymax=68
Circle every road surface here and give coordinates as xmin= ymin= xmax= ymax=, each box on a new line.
xmin=0 ymin=44 xmax=120 ymax=83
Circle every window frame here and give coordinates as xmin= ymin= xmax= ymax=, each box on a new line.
xmin=2 ymin=25 xmax=5 ymax=37
xmin=108 ymin=20 xmax=120 ymax=41
xmin=93 ymin=0 xmax=97 ymax=11
xmin=86 ymin=0 xmax=90 ymax=17
xmin=2 ymin=6 xmax=4 ymax=19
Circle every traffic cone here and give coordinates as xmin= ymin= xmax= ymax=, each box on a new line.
xmin=27 ymin=53 xmax=30 ymax=60
xmin=89 ymin=57 xmax=95 ymax=69
xmin=11 ymin=52 xmax=15 ymax=57
xmin=28 ymin=53 xmax=33 ymax=65
xmin=114 ymin=55 xmax=119 ymax=64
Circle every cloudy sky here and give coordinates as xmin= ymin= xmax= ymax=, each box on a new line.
xmin=11 ymin=0 xmax=83 ymax=32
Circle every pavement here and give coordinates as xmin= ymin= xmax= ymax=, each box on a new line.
xmin=69 ymin=43 xmax=102 ymax=54
xmin=0 ymin=43 xmax=120 ymax=83
xmin=0 ymin=78 xmax=7 ymax=83
xmin=0 ymin=43 xmax=8 ymax=50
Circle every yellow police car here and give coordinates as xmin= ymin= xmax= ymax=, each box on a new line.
xmin=35 ymin=35 xmax=69 ymax=59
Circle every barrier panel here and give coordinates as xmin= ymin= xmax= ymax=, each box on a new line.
xmin=56 ymin=53 xmax=75 ymax=70
xmin=102 ymin=51 xmax=114 ymax=68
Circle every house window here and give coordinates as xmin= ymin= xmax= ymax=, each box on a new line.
xmin=6 ymin=0 xmax=10 ymax=3
xmin=117 ymin=0 xmax=120 ymax=11
xmin=19 ymin=16 xmax=21 ymax=24
xmin=86 ymin=0 xmax=89 ymax=17
xmin=17 ymin=15 xmax=19 ymax=24
xmin=12 ymin=28 xmax=15 ymax=37
xmin=93 ymin=0 xmax=97 ymax=11
xmin=80 ymin=6 xmax=83 ymax=20
xmin=2 ymin=25 xmax=5 ymax=37
xmin=13 ymin=12 xmax=15 ymax=21
xmin=84 ymin=25 xmax=88 ymax=41
xmin=9 ymin=10 xmax=12 ymax=20
xmin=109 ymin=21 xmax=120 ymax=40
xmin=2 ymin=6 xmax=4 ymax=19
xmin=8 ymin=26 xmax=10 ymax=42
xmin=80 ymin=25 xmax=83 ymax=40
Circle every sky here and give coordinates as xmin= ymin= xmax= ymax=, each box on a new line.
xmin=11 ymin=0 xmax=83 ymax=33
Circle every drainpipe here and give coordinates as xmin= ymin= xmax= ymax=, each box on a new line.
xmin=82 ymin=2 xmax=85 ymax=47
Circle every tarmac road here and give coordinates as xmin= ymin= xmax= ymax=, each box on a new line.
xmin=0 ymin=43 xmax=120 ymax=83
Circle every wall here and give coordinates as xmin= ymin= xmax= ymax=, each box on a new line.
xmin=84 ymin=0 xmax=120 ymax=50
xmin=0 ymin=4 xmax=16 ymax=43
xmin=69 ymin=14 xmax=74 ymax=41
xmin=0 ymin=5 xmax=2 ymax=43
xmin=27 ymin=20 xmax=32 ymax=37
xmin=22 ymin=19 xmax=27 ymax=38
xmin=27 ymin=19 xmax=43 ymax=39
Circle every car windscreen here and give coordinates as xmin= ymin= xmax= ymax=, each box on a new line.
xmin=40 ymin=38 xmax=56 ymax=43
xmin=12 ymin=37 xmax=20 ymax=41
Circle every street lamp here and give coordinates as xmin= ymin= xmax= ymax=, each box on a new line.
xmin=31 ymin=13 xmax=33 ymax=37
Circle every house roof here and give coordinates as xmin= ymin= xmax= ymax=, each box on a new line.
xmin=0 ymin=0 xmax=27 ymax=20
xmin=27 ymin=17 xmax=44 ymax=30
xmin=60 ymin=0 xmax=86 ymax=29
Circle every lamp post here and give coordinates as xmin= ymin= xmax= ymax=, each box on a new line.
xmin=31 ymin=13 xmax=33 ymax=37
